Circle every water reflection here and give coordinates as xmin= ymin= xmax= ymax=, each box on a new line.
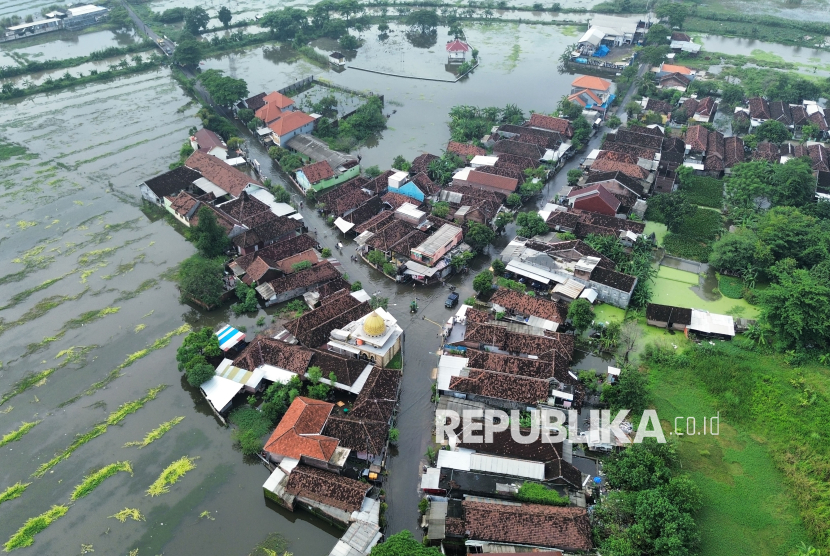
xmin=405 ymin=30 xmax=438 ymax=49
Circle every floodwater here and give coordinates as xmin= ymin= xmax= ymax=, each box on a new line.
xmin=1 ymin=29 xmax=142 ymax=61
xmin=0 ymin=13 xmax=617 ymax=553
xmin=203 ymin=21 xmax=584 ymax=168
xmin=696 ymin=34 xmax=830 ymax=68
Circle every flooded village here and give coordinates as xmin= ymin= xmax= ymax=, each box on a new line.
xmin=2 ymin=0 xmax=830 ymax=555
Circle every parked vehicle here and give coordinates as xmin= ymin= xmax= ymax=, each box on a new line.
xmin=445 ymin=292 xmax=459 ymax=308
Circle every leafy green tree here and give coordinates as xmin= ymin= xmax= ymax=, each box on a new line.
xmin=337 ymin=0 xmax=362 ymax=21
xmin=339 ymin=33 xmax=360 ymax=50
xmin=364 ymin=165 xmax=382 ymax=178
xmin=755 ymin=119 xmax=791 ymax=143
xmin=760 ymin=265 xmax=830 ymax=350
xmin=218 ymin=6 xmax=232 ymax=28
xmin=392 ymin=155 xmax=412 ymax=171
xmin=607 ymin=114 xmax=622 ymax=128
xmin=232 ymin=281 xmax=259 ymax=314
xmin=492 ymin=258 xmax=506 ymax=276
xmin=432 ymin=201 xmax=450 ymax=218
xmin=466 ymin=221 xmax=496 ymax=253
xmin=601 ymin=366 xmax=650 ymax=416
xmin=192 ymin=206 xmax=229 ymax=258
xmin=176 ymin=327 xmax=222 ymax=372
xmin=370 ymin=531 xmax=441 ymax=556
xmin=184 ymin=6 xmax=210 ymax=34
xmin=567 ymin=298 xmax=594 ymax=333
xmin=495 ymin=210 xmax=514 ymax=230
xmin=625 ymin=101 xmax=642 ymax=118
xmin=567 ymin=168 xmax=583 ymax=185
xmin=172 ymin=35 xmax=203 ymax=66
xmin=720 ymin=83 xmax=745 ymax=108
xmin=645 ymin=23 xmax=670 ymax=45
xmin=406 ymin=9 xmax=439 ymax=33
xmin=198 ymin=69 xmax=248 ymax=107
xmin=505 ymin=193 xmax=522 ymax=208
xmin=801 ymin=123 xmax=820 ymax=141
xmin=186 ymin=361 xmax=215 ymax=387
xmin=708 ymin=229 xmax=760 ymax=274
xmin=367 ymin=249 xmax=387 ymax=267
xmin=237 ymin=108 xmax=255 ymax=123
xmin=655 ymin=2 xmax=688 ymax=29
xmin=472 ymin=270 xmax=494 ymax=294
xmin=516 ymin=211 xmax=548 ymax=238
xmin=770 ymin=157 xmax=814 ymax=207
xmin=604 ymin=439 xmax=679 ymax=492
xmin=556 ymin=99 xmax=582 ymax=120
xmin=450 ymin=251 xmax=474 ymax=271
xmin=259 ymin=7 xmax=308 ymax=40
xmin=350 ymin=281 xmax=363 ymax=291
xmin=178 ymin=255 xmax=225 ymax=308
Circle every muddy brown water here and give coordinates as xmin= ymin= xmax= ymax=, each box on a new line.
xmin=0 ymin=18 xmax=611 ymax=553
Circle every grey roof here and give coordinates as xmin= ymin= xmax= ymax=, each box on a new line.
xmin=286 ymin=134 xmax=356 ymax=169
xmin=413 ymin=223 xmax=463 ymax=256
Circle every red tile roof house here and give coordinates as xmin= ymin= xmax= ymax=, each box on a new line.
xmin=448 ymin=368 xmax=551 ymax=408
xmin=527 ymin=113 xmax=574 ymax=139
xmin=684 ymin=125 xmax=710 ymax=157
xmin=268 ymin=110 xmax=316 ymax=147
xmin=590 ymin=151 xmax=651 ymax=181
xmin=447 ymin=141 xmax=486 ymax=159
xmin=256 ymin=260 xmax=341 ymax=306
xmin=263 ymin=396 xmax=349 ymax=469
xmin=691 ymin=96 xmax=718 ymax=123
xmin=228 ymin=233 xmax=319 ymax=282
xmin=452 ymin=168 xmax=519 ymax=194
xmin=139 ymin=166 xmax=201 ymax=206
xmin=185 ymin=150 xmax=261 ymax=199
xmin=190 ymin=128 xmax=228 ymax=159
xmin=460 ymin=499 xmax=592 ymax=552
xmin=567 ymin=183 xmax=622 ymax=216
xmin=255 ymin=91 xmax=296 ymax=125
xmin=279 ymin=464 xmax=370 ymax=524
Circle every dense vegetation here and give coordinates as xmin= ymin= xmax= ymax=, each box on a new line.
xmin=314 ymin=96 xmax=387 ymax=151
xmin=584 ymin=235 xmax=656 ymax=309
xmin=646 ymin=192 xmax=723 ymax=262
xmin=676 ymin=168 xmax=723 ymax=210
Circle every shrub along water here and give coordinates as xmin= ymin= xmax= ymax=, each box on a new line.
xmin=146 ymin=456 xmax=198 ymax=496
xmin=124 ymin=416 xmax=185 ymax=448
xmin=4 ymin=505 xmax=69 ymax=552
xmin=70 ymin=461 xmax=133 ymax=501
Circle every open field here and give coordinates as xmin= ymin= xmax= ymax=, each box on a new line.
xmin=653 ymin=267 xmax=759 ymax=317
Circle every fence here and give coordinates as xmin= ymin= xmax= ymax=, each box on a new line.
xmin=658 ymin=254 xmax=709 ymax=274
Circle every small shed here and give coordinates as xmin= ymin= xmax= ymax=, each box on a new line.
xmin=329 ymin=51 xmax=346 ymax=66
xmin=200 ymin=375 xmax=244 ymax=415
xmin=216 ymin=324 xmax=246 ymax=352
xmin=395 ymin=203 xmax=427 ymax=226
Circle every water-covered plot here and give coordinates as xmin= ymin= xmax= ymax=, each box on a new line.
xmin=2 ymin=29 xmax=144 ymax=61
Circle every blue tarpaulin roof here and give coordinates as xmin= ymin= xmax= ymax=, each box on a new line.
xmin=593 ymin=45 xmax=609 ymax=57
xmin=216 ymin=324 xmax=246 ymax=351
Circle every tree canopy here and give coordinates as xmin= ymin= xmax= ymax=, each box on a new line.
xmin=567 ymin=298 xmax=594 ymax=334
xmin=406 ymin=9 xmax=439 ymax=33
xmin=178 ymin=255 xmax=225 ymax=308
xmin=198 ymin=69 xmax=249 ymax=107
xmin=755 ymin=119 xmax=791 ymax=143
xmin=218 ymin=6 xmax=232 ymax=28
xmin=370 ymin=531 xmax=441 ymax=556
xmin=465 ymin=221 xmax=496 ymax=253
xmin=516 ymin=211 xmax=548 ymax=238
xmin=172 ymin=34 xmax=203 ymax=66
xmin=184 ymin=7 xmax=210 ymax=35
xmin=472 ymin=270 xmax=493 ymax=294
xmin=192 ymin=206 xmax=230 ymax=258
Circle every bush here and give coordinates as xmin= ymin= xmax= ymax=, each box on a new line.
xmin=186 ymin=362 xmax=215 ymax=386
xmin=679 ymin=176 xmax=724 ymax=209
xmin=718 ymin=275 xmax=745 ymax=299
xmin=232 ymin=281 xmax=259 ymax=315
xmin=351 ymin=281 xmax=363 ymax=291
xmin=515 ymin=482 xmax=569 ymax=506
xmin=663 ymin=233 xmax=713 ymax=262
xmin=473 ymin=270 xmax=494 ymax=294
xmin=383 ymin=262 xmax=397 ymax=276
xmin=389 ymin=428 xmax=399 ymax=443
xmin=491 ymin=259 xmax=506 ymax=276
xmin=321 ymin=247 xmax=332 ymax=257
xmin=464 ymin=296 xmax=477 ymax=306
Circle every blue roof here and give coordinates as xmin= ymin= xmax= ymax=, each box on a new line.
xmin=216 ymin=325 xmax=245 ymax=351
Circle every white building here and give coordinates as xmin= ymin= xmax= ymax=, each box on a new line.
xmin=326 ymin=308 xmax=403 ymax=367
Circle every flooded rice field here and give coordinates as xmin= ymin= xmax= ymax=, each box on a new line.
xmin=204 ymin=22 xmax=582 ymax=167
xmin=696 ymin=34 xmax=830 ymax=69
xmin=1 ymin=29 xmax=143 ymax=61
xmin=0 ymin=15 xmax=597 ymax=553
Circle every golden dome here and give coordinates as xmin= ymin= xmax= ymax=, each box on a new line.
xmin=362 ymin=311 xmax=387 ymax=337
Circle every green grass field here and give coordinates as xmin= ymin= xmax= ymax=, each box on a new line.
xmin=651 ymin=363 xmax=810 ymax=556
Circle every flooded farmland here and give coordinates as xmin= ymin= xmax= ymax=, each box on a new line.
xmin=0 ymin=15 xmax=593 ymax=555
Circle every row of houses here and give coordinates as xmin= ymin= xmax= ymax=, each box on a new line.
xmin=737 ymin=97 xmax=830 ymax=138
xmin=2 ymin=4 xmax=108 ymax=42
xmin=422 ymin=300 xmax=600 ymax=552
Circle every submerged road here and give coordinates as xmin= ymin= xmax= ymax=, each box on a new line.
xmin=120 ymin=0 xmax=174 ymax=56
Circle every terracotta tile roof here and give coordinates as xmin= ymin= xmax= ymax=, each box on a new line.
xmin=363 ymin=170 xmax=395 ymax=196
xmin=639 ymin=125 xmax=666 ymax=137
xmin=232 ymin=216 xmax=302 ymax=250
xmin=467 ymin=349 xmax=554 ymax=380
xmin=659 ymin=72 xmax=690 ymax=88
xmin=682 ymin=98 xmax=699 ymax=118
xmin=478 ymin=164 xmax=523 ymax=184
xmin=382 ymin=191 xmax=418 ymax=210
xmin=695 ymin=96 xmax=718 ymax=117
xmin=411 ymin=172 xmax=439 ymax=195
xmin=499 ymin=124 xmax=565 ymax=145
xmin=186 ymin=151 xmax=260 ymax=197
xmin=571 ymin=75 xmax=611 ymax=91
xmin=263 ymin=91 xmax=295 ymax=109
xmin=569 ymin=183 xmax=622 ymax=213
xmin=450 ymin=368 xmax=550 ymax=404
xmin=219 ymin=191 xmax=273 ymax=224
xmin=314 ymin=277 xmax=352 ymax=300
xmin=685 ymin=125 xmax=709 ymax=153
xmin=342 ymin=196 xmax=381 ymax=226
xmin=463 ymin=169 xmax=518 ymax=192
xmin=411 ymin=153 xmax=439 ymax=174
xmin=233 ymin=234 xmax=318 ymax=272
xmin=528 ymin=113 xmax=574 ymax=138
xmin=448 ymin=184 xmax=507 ymax=205
xmin=493 ymin=140 xmax=544 ymax=160
xmin=748 ymin=97 xmax=771 ymax=120
xmin=603 ymin=141 xmax=657 ymax=161
xmin=567 ymin=89 xmax=603 ymax=108
xmin=349 ymin=367 xmax=401 ymax=423
xmin=769 ymin=101 xmax=792 ymax=125
xmin=143 ymin=166 xmax=201 ymax=198
xmin=724 ymin=136 xmax=745 ymax=168
xmin=508 ymin=329 xmax=574 ymax=361
xmin=390 ymin=229 xmax=429 ymax=258
xmin=309 ymin=349 xmax=370 ymax=387
xmin=354 ymin=210 xmax=395 ymax=235
xmin=284 ymin=293 xmax=363 ymax=340
xmin=545 ymin=210 xmax=581 ymax=230
xmin=193 ymin=128 xmax=225 ymax=154
xmin=299 ymin=160 xmax=334 ymax=184
xmin=583 ymin=170 xmax=646 ymax=197
xmin=447 ymin=141 xmax=486 ymax=158
xmin=245 ymin=256 xmax=276 ymax=283
xmin=366 ymin=219 xmax=415 ymax=252
xmin=515 ymin=133 xmax=554 ymax=150
xmin=791 ymin=105 xmax=809 ymax=126
xmin=233 ymin=336 xmax=314 ymax=374
xmin=645 ymin=98 xmax=673 ymax=114
xmin=256 ymin=102 xmax=285 ymax=125
xmin=809 ymin=110 xmax=829 ymax=131
xmin=672 ymin=31 xmax=691 ymax=41
xmin=317 ymin=176 xmax=369 ymax=206
xmin=590 ymin=157 xmax=650 ymax=180
xmin=612 ymin=128 xmax=664 ymax=150
xmin=264 ymin=397 xmax=337 ymax=461
xmin=268 ymin=111 xmax=315 ymax=137
xmin=331 ymin=189 xmax=373 ymax=217
xmin=572 ymin=209 xmax=645 ymax=234
xmin=322 ymin=416 xmax=389 ymax=455
xmin=284 ymin=465 xmax=368 ymax=513
xmin=462 ymin=500 xmax=592 ymax=551
xmin=704 ymin=129 xmax=725 ymax=171
xmin=490 ymin=288 xmax=566 ymax=322
xmin=276 ymin=249 xmax=319 ymax=274
xmin=166 ymin=190 xmax=220 ymax=224
xmin=265 ymin=261 xmax=340 ymax=296
xmin=661 ymin=63 xmax=692 ymax=75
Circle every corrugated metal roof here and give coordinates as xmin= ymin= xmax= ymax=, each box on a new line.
xmin=505 ymin=260 xmax=563 ymax=285
xmin=553 ymin=278 xmax=585 ymax=300
xmin=427 ymin=499 xmax=449 ymax=540
xmin=414 ymin=223 xmax=463 ymax=256
xmin=689 ymin=309 xmax=735 ymax=336
xmin=437 ymin=450 xmax=472 ymax=471
xmin=437 ymin=355 xmax=469 ymax=391
xmin=470 ymin=453 xmax=546 ymax=480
